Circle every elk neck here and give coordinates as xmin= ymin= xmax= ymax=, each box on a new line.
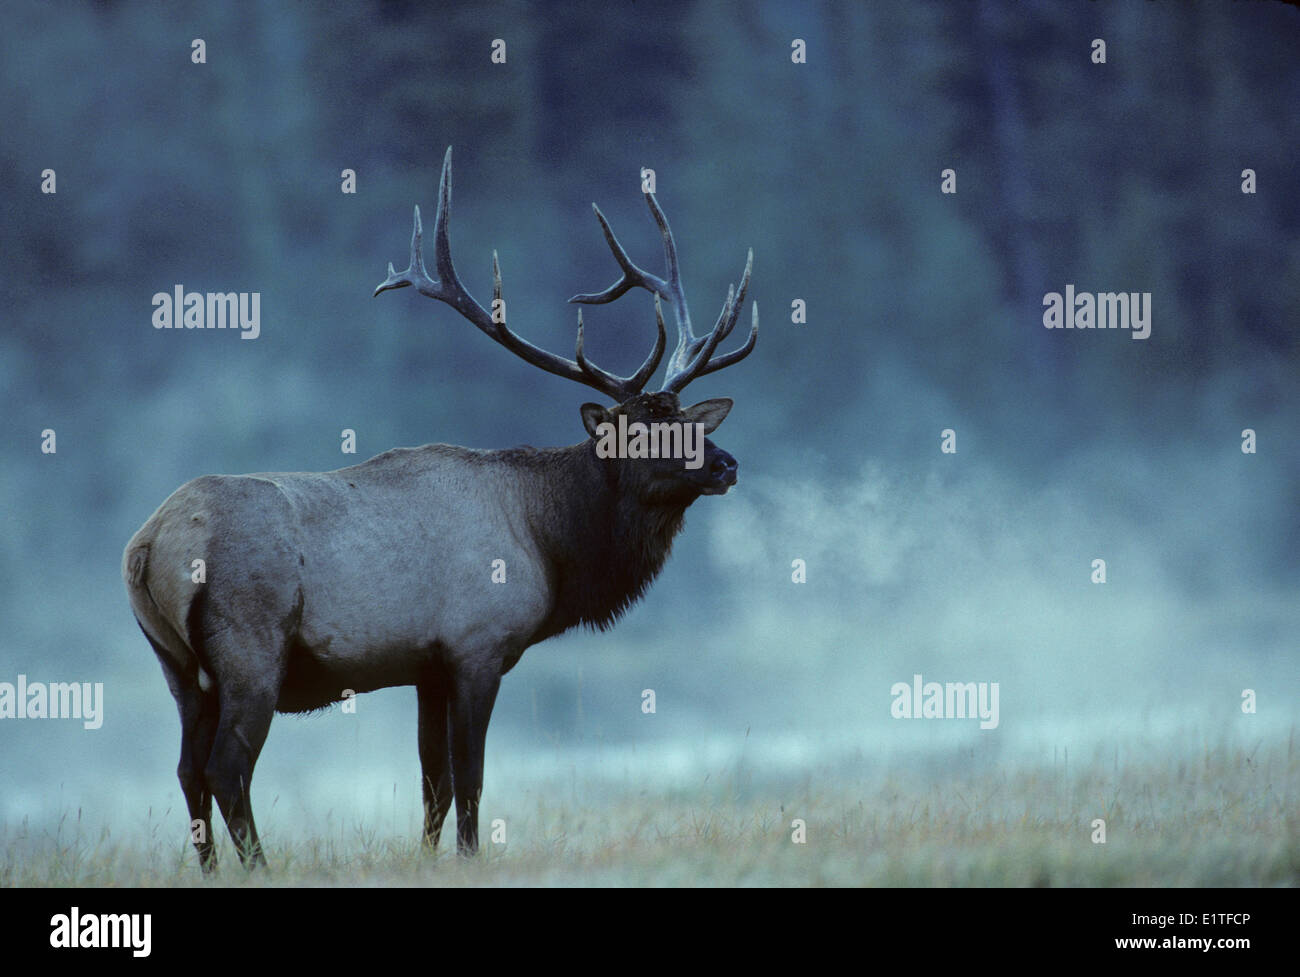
xmin=515 ymin=440 xmax=690 ymax=641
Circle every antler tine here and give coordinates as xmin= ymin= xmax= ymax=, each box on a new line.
xmin=374 ymin=147 xmax=454 ymax=300
xmin=574 ymin=295 xmax=666 ymax=393
xmin=375 ymin=146 xmax=654 ymax=402
xmin=571 ymin=193 xmax=693 ymax=371
xmin=574 ymin=308 xmax=618 ymax=391
xmin=568 ymin=205 xmax=671 ymax=305
xmin=712 ymin=248 xmax=752 ymax=344
xmin=691 ymin=301 xmax=758 ymax=382
xmin=643 ymin=191 xmax=699 ymax=377
xmin=631 ymin=294 xmax=669 ymax=391
xmin=570 ymin=181 xmax=757 ymax=396
xmin=660 ymin=247 xmax=757 ymax=393
xmin=431 ymin=145 xmax=463 ymax=295
xmin=373 ymin=205 xmax=434 ymax=297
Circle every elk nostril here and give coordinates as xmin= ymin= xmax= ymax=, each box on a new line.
xmin=709 ymin=456 xmax=737 ymax=480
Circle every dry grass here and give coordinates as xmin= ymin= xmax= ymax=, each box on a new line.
xmin=3 ymin=735 xmax=1296 ymax=887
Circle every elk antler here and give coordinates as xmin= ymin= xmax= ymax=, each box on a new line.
xmin=569 ymin=180 xmax=758 ymax=394
xmin=375 ymin=147 xmax=665 ymax=403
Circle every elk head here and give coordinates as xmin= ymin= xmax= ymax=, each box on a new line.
xmin=374 ymin=147 xmax=758 ymax=503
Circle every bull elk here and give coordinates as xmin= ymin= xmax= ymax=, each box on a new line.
xmin=123 ymin=148 xmax=757 ymax=870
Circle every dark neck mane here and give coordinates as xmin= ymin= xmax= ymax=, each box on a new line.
xmin=512 ymin=442 xmax=689 ymax=641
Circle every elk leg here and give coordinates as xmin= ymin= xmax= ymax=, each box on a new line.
xmin=205 ymin=688 xmax=275 ymax=869
xmin=176 ymin=682 xmax=220 ymax=872
xmin=417 ymin=672 xmax=453 ymax=849
xmin=448 ymin=666 xmax=502 ymax=855
xmin=145 ymin=631 xmax=221 ymax=872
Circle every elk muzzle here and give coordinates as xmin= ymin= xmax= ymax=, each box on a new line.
xmin=691 ymin=441 xmax=738 ymax=495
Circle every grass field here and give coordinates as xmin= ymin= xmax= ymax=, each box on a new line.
xmin=3 ymin=731 xmax=1296 ymax=887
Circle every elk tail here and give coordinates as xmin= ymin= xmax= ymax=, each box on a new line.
xmin=125 ymin=541 xmax=215 ymax=694
xmin=125 ymin=542 xmax=150 ymax=587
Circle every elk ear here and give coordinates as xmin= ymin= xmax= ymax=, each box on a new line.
xmin=580 ymin=403 xmax=612 ymax=438
xmin=681 ymin=398 xmax=733 ymax=434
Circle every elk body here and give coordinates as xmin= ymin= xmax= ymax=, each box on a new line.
xmin=123 ymin=149 xmax=757 ymax=870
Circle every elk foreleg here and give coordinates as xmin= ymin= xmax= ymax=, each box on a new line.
xmin=417 ymin=671 xmax=453 ymax=849
xmin=448 ymin=664 xmax=502 ymax=855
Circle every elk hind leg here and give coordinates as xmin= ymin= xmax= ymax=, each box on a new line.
xmin=144 ymin=628 xmax=220 ymax=872
xmin=202 ymin=645 xmax=277 ymax=870
xmin=176 ymin=680 xmax=220 ymax=872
